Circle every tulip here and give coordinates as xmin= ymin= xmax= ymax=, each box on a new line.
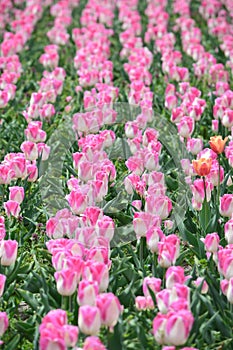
xmin=220 ymin=194 xmax=233 ymax=217
xmin=221 ymin=278 xmax=233 ymax=303
xmin=202 ymin=233 xmax=220 ymax=253
xmin=145 ymin=195 xmax=172 ymax=220
xmin=78 ymin=306 xmax=101 ymax=335
xmin=96 ymin=292 xmax=122 ymax=328
xmin=133 ymin=212 xmax=161 ymax=239
xmin=66 ymin=190 xmax=88 ymax=215
xmin=135 ymin=296 xmax=149 ymax=310
xmin=0 ymin=312 xmax=8 ymax=336
xmin=177 ymin=116 xmax=194 ymax=138
xmin=165 ymin=310 xmax=194 ymax=346
xmin=225 ymin=219 xmax=233 ymax=244
xmin=4 ymin=200 xmax=21 ymax=218
xmin=153 ymin=312 xmax=168 ymax=344
xmin=54 ymin=270 xmax=78 ymax=296
xmin=0 ymin=274 xmax=6 ymax=297
xmin=77 ymin=280 xmax=99 ymax=306
xmin=143 ymin=277 xmax=162 ymax=298
xmin=165 ymin=266 xmax=188 ymax=289
xmin=218 ymin=249 xmax=233 ymax=279
xmin=63 ymin=325 xmax=79 ymax=347
xmin=83 ymin=336 xmax=107 ymax=350
xmin=192 ymin=157 xmax=212 ymax=176
xmin=9 ymin=186 xmax=24 ymax=204
xmin=187 ymin=138 xmax=203 ymax=155
xmin=0 ymin=240 xmax=18 ymax=266
xmin=20 ymin=141 xmax=38 ymax=161
xmin=193 ymin=277 xmax=208 ymax=294
xmin=158 ymin=235 xmax=180 ymax=268
xmin=146 ymin=226 xmax=164 ymax=253
xmin=26 ymin=163 xmax=38 ymax=182
xmin=82 ymin=262 xmax=109 ymax=292
xmin=209 ymin=135 xmax=228 ymax=154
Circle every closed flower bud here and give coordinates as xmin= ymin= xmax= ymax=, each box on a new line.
xmin=78 ymin=306 xmax=101 ymax=335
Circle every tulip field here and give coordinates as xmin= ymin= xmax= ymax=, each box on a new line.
xmin=2 ymin=0 xmax=233 ymax=349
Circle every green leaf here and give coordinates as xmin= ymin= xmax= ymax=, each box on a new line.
xmin=4 ymin=334 xmax=21 ymax=349
xmin=16 ymin=289 xmax=40 ymax=312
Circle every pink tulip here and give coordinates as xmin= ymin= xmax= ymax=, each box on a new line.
xmin=20 ymin=141 xmax=38 ymax=161
xmin=83 ymin=336 xmax=107 ymax=350
xmin=77 ymin=280 xmax=99 ymax=306
xmin=221 ymin=278 xmax=233 ymax=304
xmin=0 ymin=274 xmax=6 ymax=297
xmin=37 ymin=143 xmax=51 ymax=161
xmin=143 ymin=277 xmax=162 ymax=297
xmin=165 ymin=310 xmax=194 ymax=346
xmin=63 ymin=325 xmax=79 ymax=347
xmin=9 ymin=186 xmax=24 ymax=204
xmin=146 ymin=226 xmax=164 ymax=253
xmin=66 ymin=190 xmax=88 ymax=215
xmin=153 ymin=312 xmax=168 ymax=344
xmin=191 ymin=179 xmax=213 ymax=203
xmin=26 ymin=163 xmax=38 ymax=182
xmin=96 ymin=292 xmax=122 ymax=328
xmin=0 ymin=312 xmax=8 ymax=336
xmin=186 ymin=138 xmax=203 ymax=155
xmin=95 ymin=216 xmax=115 ymax=242
xmin=225 ymin=219 xmax=233 ymax=244
xmin=202 ymin=233 xmax=220 ymax=253
xmin=177 ymin=116 xmax=194 ymax=138
xmin=165 ymin=266 xmax=188 ymax=289
xmin=158 ymin=235 xmax=180 ymax=268
xmin=156 ymin=289 xmax=172 ymax=314
xmin=0 ymin=164 xmax=15 ymax=184
xmin=78 ymin=306 xmax=101 ymax=335
xmin=220 ymin=194 xmax=233 ymax=217
xmin=83 ymin=261 xmax=109 ymax=292
xmin=193 ymin=277 xmax=208 ymax=294
xmin=133 ymin=212 xmax=161 ymax=239
xmin=218 ymin=248 xmax=233 ymax=279
xmin=54 ymin=270 xmax=78 ymax=296
xmin=135 ymin=296 xmax=149 ymax=311
xmin=4 ymin=200 xmax=21 ymax=217
xmin=145 ymin=195 xmax=172 ymax=219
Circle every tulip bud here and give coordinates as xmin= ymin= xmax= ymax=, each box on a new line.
xmin=4 ymin=200 xmax=21 ymax=218
xmin=0 ymin=240 xmax=18 ymax=266
xmin=83 ymin=336 xmax=107 ymax=350
xmin=165 ymin=310 xmax=194 ymax=346
xmin=78 ymin=306 xmax=101 ymax=335
xmin=54 ymin=270 xmax=78 ymax=296
xmin=225 ymin=219 xmax=233 ymax=244
xmin=220 ymin=194 xmax=233 ymax=217
xmin=9 ymin=186 xmax=24 ymax=204
xmin=202 ymin=233 xmax=220 ymax=253
xmin=0 ymin=312 xmax=9 ymax=336
xmin=0 ymin=274 xmax=6 ymax=297
xmin=96 ymin=292 xmax=122 ymax=328
xmin=221 ymin=278 xmax=233 ymax=303
xmin=77 ymin=280 xmax=99 ymax=306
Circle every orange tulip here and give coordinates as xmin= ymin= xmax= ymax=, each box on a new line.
xmin=209 ymin=135 xmax=228 ymax=154
xmin=192 ymin=158 xmax=212 ymax=176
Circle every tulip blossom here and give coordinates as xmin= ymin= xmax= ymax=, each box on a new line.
xmin=192 ymin=157 xmax=212 ymax=176
xmin=220 ymin=194 xmax=233 ymax=217
xmin=78 ymin=306 xmax=101 ymax=335
xmin=209 ymin=135 xmax=228 ymax=154
xmin=96 ymin=292 xmax=122 ymax=329
xmin=0 ymin=240 xmax=18 ymax=266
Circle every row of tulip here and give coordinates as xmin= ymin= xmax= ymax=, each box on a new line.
xmin=1 ymin=0 xmax=233 ymax=348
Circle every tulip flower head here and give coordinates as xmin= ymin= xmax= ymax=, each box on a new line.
xmin=209 ymin=135 xmax=228 ymax=154
xmin=192 ymin=157 xmax=212 ymax=176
